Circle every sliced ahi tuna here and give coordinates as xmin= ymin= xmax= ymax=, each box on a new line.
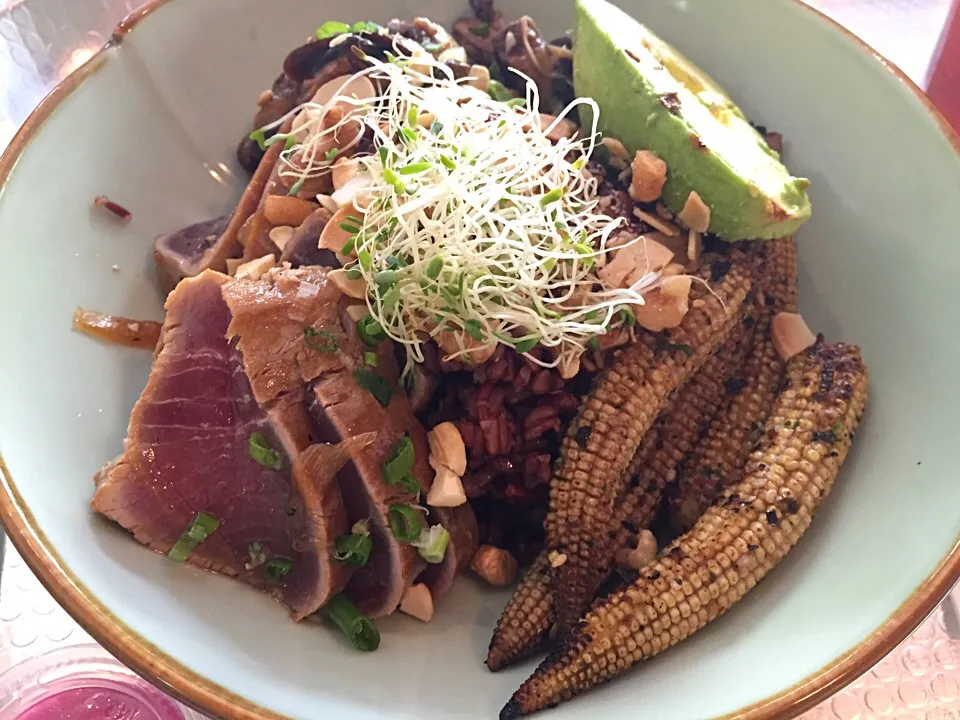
xmin=92 ymin=270 xmax=362 ymax=619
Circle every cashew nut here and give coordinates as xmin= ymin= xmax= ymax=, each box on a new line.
xmin=470 ymin=545 xmax=519 ymax=587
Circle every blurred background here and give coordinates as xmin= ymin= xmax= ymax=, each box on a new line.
xmin=0 ymin=0 xmax=957 ymax=718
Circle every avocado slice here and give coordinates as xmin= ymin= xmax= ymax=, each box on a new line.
xmin=574 ymin=0 xmax=811 ymax=241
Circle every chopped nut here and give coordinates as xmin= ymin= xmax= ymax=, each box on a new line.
xmin=633 ymin=207 xmax=681 ymax=237
xmin=426 ymin=461 xmax=467 ymax=507
xmin=465 ymin=64 xmax=490 ymax=92
xmin=678 ymin=191 xmax=711 ymax=233
xmin=548 ymin=550 xmax=568 ymax=568
xmin=344 ymin=303 xmax=369 ymax=323
xmin=331 ymin=172 xmax=374 ymax=209
xmin=538 ymin=114 xmax=577 ymax=143
xmin=427 ymin=422 xmax=467 ymax=476
xmin=470 ymin=545 xmax=519 ymax=586
xmin=687 ymin=229 xmax=703 ymax=268
xmin=634 ymin=275 xmax=692 ymax=332
xmin=319 ymin=204 xmax=362 ymax=254
xmin=434 ymin=328 xmax=496 ymax=366
xmin=256 ymin=89 xmax=273 ymax=107
xmin=315 ymin=194 xmax=339 ymax=214
xmin=268 ymin=225 xmax=295 ymax=252
xmin=558 ymin=353 xmax=581 ymax=380
xmin=234 ymin=254 xmax=276 ymax=281
xmin=264 ymin=195 xmax=316 ymax=227
xmin=399 ymin=583 xmax=434 ymax=622
xmin=771 ymin=312 xmax=817 ymax=360
xmin=328 ymin=268 xmax=366 ymax=299
xmin=600 ymin=137 xmax=630 ymax=160
xmin=629 ymin=150 xmax=668 ymax=203
xmin=630 ymin=530 xmax=658 ymax=567
xmin=225 ymin=258 xmax=244 ymax=277
xmin=331 ymin=156 xmax=361 ymax=192
xmin=601 ymin=236 xmax=675 ymax=288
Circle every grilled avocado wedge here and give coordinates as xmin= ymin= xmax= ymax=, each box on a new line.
xmin=574 ymin=0 xmax=812 ymax=241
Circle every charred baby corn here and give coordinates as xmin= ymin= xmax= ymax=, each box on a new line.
xmin=546 ymin=256 xmax=755 ymax=632
xmin=487 ymin=551 xmax=554 ymax=671
xmin=613 ymin=313 xmax=758 ymax=552
xmin=502 ymin=342 xmax=868 ymax=718
xmin=667 ymin=237 xmax=798 ymax=531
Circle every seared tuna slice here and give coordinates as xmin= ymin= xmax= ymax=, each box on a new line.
xmin=92 ymin=270 xmax=362 ymax=619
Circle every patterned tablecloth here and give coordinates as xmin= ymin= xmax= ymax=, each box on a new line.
xmin=0 ymin=1 xmax=958 ymax=718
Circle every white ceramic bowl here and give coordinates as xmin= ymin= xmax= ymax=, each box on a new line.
xmin=0 ymin=1 xmax=958 ymax=719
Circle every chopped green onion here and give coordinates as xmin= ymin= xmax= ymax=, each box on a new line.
xmin=388 ymin=504 xmax=424 ymax=542
xmin=333 ymin=532 xmax=373 ymax=566
xmin=325 ymin=595 xmax=380 ymax=652
xmin=383 ymin=436 xmax=415 ymax=485
xmin=354 ymin=368 xmax=393 ymax=407
xmin=304 ymin=327 xmax=338 ymax=352
xmin=346 ymin=268 xmax=363 ymax=280
xmin=315 ymin=21 xmax=350 ymax=39
xmin=412 ymin=524 xmax=450 ymax=564
xmin=470 ymin=21 xmax=491 ymax=37
xmin=357 ymin=249 xmax=372 ymax=271
xmin=399 ymin=162 xmax=433 ymax=176
xmin=249 ymin=432 xmax=283 ymax=470
xmin=246 ymin=541 xmax=268 ymax=570
xmin=325 ymin=147 xmax=340 ymax=162
xmin=487 ymin=80 xmax=513 ymax=103
xmin=287 ymin=178 xmax=305 ymax=197
xmin=340 ymin=237 xmax=356 ymax=255
xmin=540 ymin=188 xmax=564 ymax=207
xmin=357 ymin=316 xmax=386 ymax=346
xmin=464 ymin=319 xmax=484 ymax=341
xmin=265 ymin=557 xmax=293 ymax=583
xmin=167 ymin=512 xmax=220 ymax=563
xmin=426 ymin=256 xmax=444 ymax=280
xmin=506 ymin=97 xmax=527 ymax=108
xmin=619 ymin=307 xmax=637 ymax=328
xmin=429 ymin=119 xmax=443 ymax=135
xmin=249 ymin=129 xmax=267 ymax=151
xmin=439 ymin=154 xmax=457 ymax=171
xmin=396 ymin=474 xmax=421 ymax=495
xmin=364 ymin=351 xmax=378 ymax=367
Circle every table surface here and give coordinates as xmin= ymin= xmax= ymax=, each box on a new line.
xmin=0 ymin=1 xmax=958 ymax=719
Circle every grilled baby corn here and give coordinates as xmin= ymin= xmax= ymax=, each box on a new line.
xmin=545 ymin=256 xmax=756 ymax=632
xmin=666 ymin=238 xmax=798 ymax=531
xmin=487 ymin=551 xmax=554 ymax=671
xmin=502 ymin=342 xmax=868 ymax=718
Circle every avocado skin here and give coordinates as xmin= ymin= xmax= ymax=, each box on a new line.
xmin=573 ymin=0 xmax=812 ymax=241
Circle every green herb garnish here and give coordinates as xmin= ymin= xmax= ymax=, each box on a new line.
xmin=265 ymin=557 xmax=293 ymax=583
xmin=354 ymin=368 xmax=393 ymax=407
xmin=357 ymin=316 xmax=386 ymax=345
xmin=364 ymin=351 xmax=378 ymax=367
xmin=487 ymin=79 xmax=513 ymax=103
xmin=168 ymin=512 xmax=219 ymax=563
xmin=412 ymin=524 xmax=450 ymax=564
xmin=249 ymin=129 xmax=267 ymax=151
xmin=333 ymin=532 xmax=373 ymax=566
xmin=388 ymin=504 xmax=424 ymax=542
xmin=325 ymin=595 xmax=380 ymax=651
xmin=304 ymin=327 xmax=338 ymax=352
xmin=383 ymin=436 xmax=415 ymax=486
xmin=249 ymin=432 xmax=283 ymax=470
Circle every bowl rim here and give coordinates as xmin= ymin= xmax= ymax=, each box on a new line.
xmin=0 ymin=1 xmax=958 ymax=718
